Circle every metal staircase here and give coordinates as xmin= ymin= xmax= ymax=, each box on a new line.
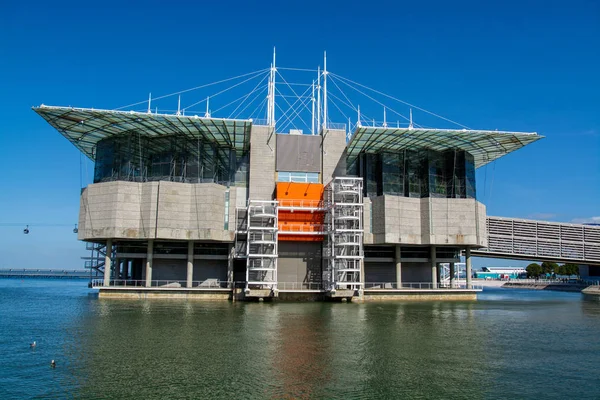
xmin=323 ymin=177 xmax=364 ymax=294
xmin=245 ymin=200 xmax=279 ymax=292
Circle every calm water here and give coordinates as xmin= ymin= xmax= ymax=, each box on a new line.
xmin=1 ymin=280 xmax=599 ymax=399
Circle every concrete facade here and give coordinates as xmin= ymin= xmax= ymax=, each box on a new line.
xmin=78 ymin=181 xmax=235 ymax=242
xmin=321 ymin=128 xmax=347 ymax=185
xmin=248 ymin=125 xmax=276 ymax=200
xmin=370 ymin=195 xmax=487 ymax=246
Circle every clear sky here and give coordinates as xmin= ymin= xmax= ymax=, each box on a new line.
xmin=0 ymin=0 xmax=598 ymax=269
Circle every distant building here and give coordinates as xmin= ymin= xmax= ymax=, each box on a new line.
xmin=475 ymin=267 xmax=527 ymax=280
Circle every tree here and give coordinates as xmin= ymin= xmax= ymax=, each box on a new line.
xmin=563 ymin=263 xmax=580 ymax=277
xmin=526 ymin=263 xmax=543 ymax=278
xmin=541 ymin=261 xmax=559 ymax=275
xmin=555 ymin=264 xmax=566 ymax=276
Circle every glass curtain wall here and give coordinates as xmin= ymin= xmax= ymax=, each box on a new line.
xmin=353 ymin=149 xmax=476 ymax=199
xmin=93 ymin=135 xmax=248 ymax=187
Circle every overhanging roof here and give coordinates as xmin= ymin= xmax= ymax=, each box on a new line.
xmin=346 ymin=127 xmax=543 ymax=168
xmin=33 ymin=105 xmax=253 ymax=160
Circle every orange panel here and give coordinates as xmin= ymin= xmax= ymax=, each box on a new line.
xmin=276 ymin=182 xmax=325 ymax=242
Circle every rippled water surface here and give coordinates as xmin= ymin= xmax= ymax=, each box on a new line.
xmin=1 ymin=279 xmax=600 ymax=399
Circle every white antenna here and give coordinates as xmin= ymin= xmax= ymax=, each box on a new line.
xmin=317 ymin=66 xmax=321 ymax=134
xmin=409 ymin=108 xmax=414 ymax=129
xmin=357 ymin=105 xmax=361 ymax=127
xmin=176 ymin=95 xmax=181 ymax=116
xmin=311 ymin=80 xmax=315 ymax=135
xmin=205 ymin=97 xmax=211 ymax=118
xmin=323 ymin=51 xmax=328 ymax=131
xmin=383 ymin=107 xmax=387 ymax=128
xmin=147 ymin=93 xmax=152 ymax=114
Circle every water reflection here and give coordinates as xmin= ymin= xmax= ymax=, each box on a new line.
xmin=9 ymin=283 xmax=594 ymax=400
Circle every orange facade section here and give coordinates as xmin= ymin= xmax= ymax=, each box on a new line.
xmin=276 ymin=182 xmax=325 ymax=242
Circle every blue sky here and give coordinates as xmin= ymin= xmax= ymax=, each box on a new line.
xmin=0 ymin=0 xmax=598 ymax=269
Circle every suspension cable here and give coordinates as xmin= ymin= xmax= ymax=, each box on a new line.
xmin=114 ymin=68 xmax=269 ymax=110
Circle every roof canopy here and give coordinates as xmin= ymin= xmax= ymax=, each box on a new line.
xmin=346 ymin=127 xmax=543 ymax=168
xmin=33 ymin=106 xmax=253 ymax=160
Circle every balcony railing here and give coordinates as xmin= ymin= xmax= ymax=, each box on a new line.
xmin=364 ymin=282 xmax=483 ymax=290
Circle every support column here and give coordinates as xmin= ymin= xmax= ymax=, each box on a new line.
xmin=466 ymin=247 xmax=472 ymax=289
xmin=449 ymin=262 xmax=455 ymax=288
xmin=145 ymin=240 xmax=154 ymax=287
xmin=360 ymin=258 xmax=365 ymax=288
xmin=187 ymin=241 xmax=194 ymax=288
xmin=431 ymin=245 xmax=437 ymax=289
xmin=227 ymin=243 xmax=234 ymax=288
xmin=395 ymin=245 xmax=402 ymax=289
xmin=103 ymin=239 xmax=113 ymax=287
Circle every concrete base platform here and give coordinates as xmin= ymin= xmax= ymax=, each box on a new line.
xmin=243 ymin=289 xmax=275 ymax=300
xmin=326 ymin=289 xmax=357 ymax=300
xmin=362 ymin=289 xmax=479 ymax=301
xmin=98 ymin=287 xmax=231 ymax=300
xmin=96 ymin=287 xmax=480 ymax=301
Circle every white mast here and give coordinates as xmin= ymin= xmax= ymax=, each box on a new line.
xmin=348 ymin=117 xmax=351 ymax=139
xmin=267 ymin=63 xmax=272 ymax=125
xmin=383 ymin=107 xmax=387 ymax=128
xmin=323 ymin=51 xmax=328 ymax=131
xmin=266 ymin=47 xmax=277 ymax=128
xmin=317 ymin=66 xmax=321 ymax=134
xmin=357 ymin=105 xmax=361 ymax=127
xmin=409 ymin=108 xmax=414 ymax=129
xmin=311 ymin=80 xmax=315 ymax=135
xmin=147 ymin=93 xmax=152 ymax=114
xmin=205 ymin=97 xmax=211 ymax=118
xmin=176 ymin=95 xmax=181 ymax=116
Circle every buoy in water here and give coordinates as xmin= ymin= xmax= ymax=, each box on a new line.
xmin=50 ymin=360 xmax=56 ymax=368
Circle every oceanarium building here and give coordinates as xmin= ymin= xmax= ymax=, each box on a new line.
xmin=34 ymin=62 xmax=542 ymax=300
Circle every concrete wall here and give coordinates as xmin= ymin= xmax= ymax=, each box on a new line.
xmin=248 ymin=125 xmax=276 ymax=200
xmin=79 ymin=181 xmax=235 ymax=241
xmin=278 ymin=242 xmax=322 ymax=285
xmin=276 ymin=134 xmax=321 ymax=173
xmin=369 ymin=195 xmax=487 ymax=246
xmin=363 ymin=197 xmax=373 ymax=245
xmin=321 ymin=129 xmax=347 ymax=185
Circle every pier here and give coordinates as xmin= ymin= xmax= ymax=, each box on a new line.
xmin=0 ymin=268 xmax=96 ymax=279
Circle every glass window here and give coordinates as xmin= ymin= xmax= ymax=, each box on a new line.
xmin=277 ymin=171 xmax=319 ymax=183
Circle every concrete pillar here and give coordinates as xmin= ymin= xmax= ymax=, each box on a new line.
xmin=145 ymin=240 xmax=154 ymax=287
xmin=449 ymin=262 xmax=455 ymax=288
xmin=227 ymin=243 xmax=235 ymax=288
xmin=395 ymin=245 xmax=402 ymax=289
xmin=187 ymin=241 xmax=194 ymax=288
xmin=103 ymin=238 xmax=113 ymax=287
xmin=431 ymin=245 xmax=437 ymax=288
xmin=360 ymin=258 xmax=365 ymax=288
xmin=466 ymin=247 xmax=472 ymax=289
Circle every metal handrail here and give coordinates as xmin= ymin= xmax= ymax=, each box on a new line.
xmin=278 ymin=199 xmax=325 ymax=209
xmin=277 ymin=282 xmax=323 ymax=290
xmin=364 ymin=282 xmax=483 ymax=290
xmin=91 ymin=279 xmax=232 ymax=289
